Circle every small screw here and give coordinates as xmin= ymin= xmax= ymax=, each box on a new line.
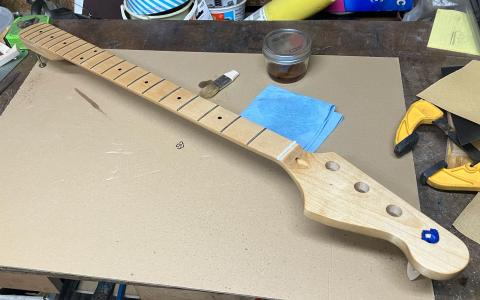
xmin=36 ymin=54 xmax=46 ymax=68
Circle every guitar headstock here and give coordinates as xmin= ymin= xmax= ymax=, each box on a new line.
xmin=19 ymin=20 xmax=64 ymax=61
xmin=286 ymin=152 xmax=469 ymax=280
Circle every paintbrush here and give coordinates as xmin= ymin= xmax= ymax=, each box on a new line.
xmin=198 ymin=70 xmax=239 ymax=99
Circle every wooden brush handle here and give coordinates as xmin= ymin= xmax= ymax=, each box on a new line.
xmin=20 ymin=22 xmax=469 ymax=280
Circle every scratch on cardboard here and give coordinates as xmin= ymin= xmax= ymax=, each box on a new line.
xmin=74 ymin=88 xmax=108 ymax=116
xmin=133 ymin=169 xmax=162 ymax=178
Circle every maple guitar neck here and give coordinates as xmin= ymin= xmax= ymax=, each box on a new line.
xmin=20 ymin=22 xmax=469 ymax=280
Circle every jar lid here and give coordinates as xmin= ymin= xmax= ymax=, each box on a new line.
xmin=263 ymin=29 xmax=312 ymax=64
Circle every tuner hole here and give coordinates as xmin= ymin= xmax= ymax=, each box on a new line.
xmin=386 ymin=205 xmax=402 ymax=217
xmin=325 ymin=161 xmax=340 ymax=171
xmin=354 ymin=182 xmax=369 ymax=193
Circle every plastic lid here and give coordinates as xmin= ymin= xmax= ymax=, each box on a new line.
xmin=0 ymin=7 xmax=13 ymax=34
xmin=263 ymin=29 xmax=312 ymax=64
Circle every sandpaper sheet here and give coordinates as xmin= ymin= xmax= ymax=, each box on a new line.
xmin=454 ymin=193 xmax=480 ymax=244
xmin=441 ymin=66 xmax=480 ymax=146
xmin=418 ymin=60 xmax=480 ymax=125
xmin=0 ymin=50 xmax=433 ymax=299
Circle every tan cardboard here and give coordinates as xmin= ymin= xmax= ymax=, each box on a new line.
xmin=0 ymin=50 xmax=433 ymax=299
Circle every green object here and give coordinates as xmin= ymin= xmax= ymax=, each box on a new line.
xmin=5 ymin=15 xmax=50 ymax=50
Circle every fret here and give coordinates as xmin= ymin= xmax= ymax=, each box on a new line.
xmin=128 ymin=73 xmax=163 ymax=94
xmin=177 ymin=97 xmax=217 ymax=121
xmin=199 ymin=106 xmax=239 ymax=132
xmin=160 ymin=88 xmax=196 ymax=111
xmin=115 ymin=67 xmax=149 ymax=87
xmin=81 ymin=52 xmax=114 ymax=69
xmin=49 ymin=36 xmax=79 ymax=52
xmin=248 ymin=129 xmax=297 ymax=160
xmin=41 ymin=32 xmax=72 ymax=48
xmin=64 ymin=43 xmax=95 ymax=60
xmin=101 ymin=61 xmax=135 ymax=80
xmin=222 ymin=117 xmax=264 ymax=145
xmin=144 ymin=80 xmax=179 ymax=102
xmin=29 ymin=28 xmax=61 ymax=43
xmin=37 ymin=31 xmax=68 ymax=46
xmin=71 ymin=47 xmax=103 ymax=65
xmin=91 ymin=56 xmax=123 ymax=74
xmin=197 ymin=105 xmax=219 ymax=122
xmin=19 ymin=23 xmax=47 ymax=38
xmin=246 ymin=128 xmax=267 ymax=145
xmin=55 ymin=39 xmax=86 ymax=56
xmin=220 ymin=116 xmax=241 ymax=133
xmin=20 ymin=24 xmax=53 ymax=39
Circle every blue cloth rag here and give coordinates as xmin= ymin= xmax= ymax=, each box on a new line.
xmin=241 ymin=85 xmax=343 ymax=152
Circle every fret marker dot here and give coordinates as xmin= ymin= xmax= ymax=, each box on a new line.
xmin=144 ymin=81 xmax=149 ymax=84
xmin=177 ymin=96 xmax=182 ymax=100
xmin=63 ymin=42 xmax=67 ymax=44
xmin=217 ymin=116 xmax=223 ymax=120
xmin=80 ymin=57 xmax=84 ymax=60
xmin=93 ymin=50 xmax=97 ymax=52
xmin=118 ymin=68 xmax=122 ymax=71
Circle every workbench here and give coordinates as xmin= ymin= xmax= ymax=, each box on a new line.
xmin=0 ymin=19 xmax=478 ymax=299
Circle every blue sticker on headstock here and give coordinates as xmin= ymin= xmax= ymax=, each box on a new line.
xmin=422 ymin=228 xmax=440 ymax=244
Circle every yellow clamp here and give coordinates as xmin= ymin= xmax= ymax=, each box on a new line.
xmin=428 ymin=163 xmax=480 ymax=192
xmin=395 ymin=100 xmax=480 ymax=191
xmin=394 ymin=99 xmax=444 ymax=156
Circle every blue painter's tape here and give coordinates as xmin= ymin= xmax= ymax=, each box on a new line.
xmin=421 ymin=228 xmax=440 ymax=244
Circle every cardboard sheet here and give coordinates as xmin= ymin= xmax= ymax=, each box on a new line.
xmin=0 ymin=50 xmax=433 ymax=299
xmin=418 ymin=60 xmax=480 ymax=125
xmin=454 ymin=193 xmax=480 ymax=244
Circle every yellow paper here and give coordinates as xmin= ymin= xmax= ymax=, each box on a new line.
xmin=428 ymin=9 xmax=480 ymax=56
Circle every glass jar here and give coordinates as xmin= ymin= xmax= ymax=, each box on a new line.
xmin=263 ymin=28 xmax=312 ymax=84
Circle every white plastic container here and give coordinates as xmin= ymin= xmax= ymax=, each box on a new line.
xmin=209 ymin=0 xmax=246 ymax=21
xmin=121 ymin=0 xmax=213 ymax=20
xmin=121 ymin=0 xmax=194 ymax=20
xmin=0 ymin=7 xmax=13 ymax=34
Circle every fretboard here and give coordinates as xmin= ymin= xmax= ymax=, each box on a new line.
xmin=20 ymin=23 xmax=303 ymax=164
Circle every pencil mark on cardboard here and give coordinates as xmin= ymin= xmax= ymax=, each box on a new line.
xmin=74 ymin=88 xmax=107 ymax=116
xmin=176 ymin=141 xmax=185 ymax=150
